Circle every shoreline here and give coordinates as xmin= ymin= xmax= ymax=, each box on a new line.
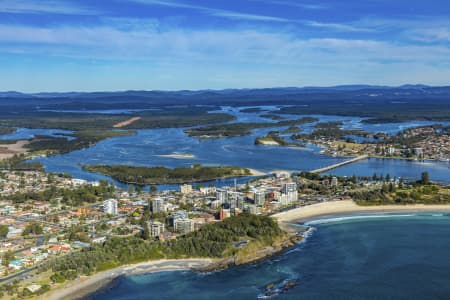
xmin=42 ymin=259 xmax=214 ymax=300
xmin=273 ymin=200 xmax=450 ymax=229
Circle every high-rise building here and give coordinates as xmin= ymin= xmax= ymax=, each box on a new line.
xmin=170 ymin=210 xmax=188 ymax=226
xmin=174 ymin=218 xmax=194 ymax=234
xmin=149 ymin=221 xmax=165 ymax=238
xmin=227 ymin=191 xmax=239 ymax=209
xmin=254 ymin=190 xmax=265 ymax=206
xmin=215 ymin=189 xmax=227 ymax=205
xmin=282 ymin=183 xmax=298 ymax=204
xmin=152 ymin=197 xmax=165 ymax=213
xmin=237 ymin=193 xmax=245 ymax=210
xmin=103 ymin=199 xmax=118 ymax=215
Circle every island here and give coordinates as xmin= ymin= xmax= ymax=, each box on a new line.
xmin=255 ymin=131 xmax=304 ymax=147
xmin=83 ymin=164 xmax=254 ymax=185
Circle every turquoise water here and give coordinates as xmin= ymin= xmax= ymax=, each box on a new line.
xmin=86 ymin=213 xmax=450 ymax=299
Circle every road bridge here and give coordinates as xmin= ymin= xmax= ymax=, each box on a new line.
xmin=310 ymin=155 xmax=368 ymax=174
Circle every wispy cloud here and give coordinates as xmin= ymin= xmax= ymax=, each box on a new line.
xmin=250 ymin=0 xmax=328 ymax=10
xmin=129 ymin=0 xmax=292 ymax=23
xmin=354 ymin=17 xmax=450 ymax=41
xmin=209 ymin=11 xmax=290 ymax=22
xmin=304 ymin=21 xmax=373 ymax=33
xmin=0 ymin=0 xmax=97 ymax=15
xmin=1 ymin=21 xmax=448 ymax=66
xmin=412 ymin=28 xmax=450 ymax=42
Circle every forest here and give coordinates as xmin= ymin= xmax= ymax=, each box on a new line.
xmin=44 ymin=214 xmax=285 ymax=282
xmin=83 ymin=164 xmax=252 ymax=184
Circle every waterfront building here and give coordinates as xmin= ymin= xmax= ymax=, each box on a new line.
xmin=174 ymin=218 xmax=194 ymax=234
xmin=200 ymin=186 xmax=216 ymax=195
xmin=282 ymin=183 xmax=298 ymax=204
xmin=180 ymin=184 xmax=193 ymax=194
xmin=103 ymin=198 xmax=118 ymax=215
xmin=387 ymin=147 xmax=396 ymax=155
xmin=414 ymin=147 xmax=423 ymax=157
xmin=151 ymin=197 xmax=165 ymax=213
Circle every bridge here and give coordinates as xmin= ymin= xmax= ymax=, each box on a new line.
xmin=310 ymin=155 xmax=368 ymax=174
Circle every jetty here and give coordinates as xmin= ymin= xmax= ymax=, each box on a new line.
xmin=310 ymin=155 xmax=368 ymax=174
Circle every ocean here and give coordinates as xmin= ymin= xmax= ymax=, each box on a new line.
xmin=85 ymin=212 xmax=450 ymax=299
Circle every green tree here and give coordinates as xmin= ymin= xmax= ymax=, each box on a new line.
xmin=142 ymin=223 xmax=150 ymax=240
xmin=0 ymin=225 xmax=8 ymax=239
xmin=22 ymin=222 xmax=43 ymax=236
xmin=385 ymin=174 xmax=391 ymax=182
xmin=2 ymin=251 xmax=14 ymax=267
xmin=421 ymin=172 xmax=430 ymax=185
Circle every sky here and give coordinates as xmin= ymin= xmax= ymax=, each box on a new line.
xmin=1 ymin=0 xmax=450 ymax=92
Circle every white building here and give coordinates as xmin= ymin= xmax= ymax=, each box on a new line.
xmin=282 ymin=183 xmax=298 ymax=205
xmin=200 ymin=186 xmax=216 ymax=195
xmin=331 ymin=177 xmax=338 ymax=187
xmin=180 ymin=184 xmax=193 ymax=194
xmin=103 ymin=199 xmax=118 ymax=215
xmin=254 ymin=190 xmax=265 ymax=206
xmin=149 ymin=221 xmax=165 ymax=238
xmin=174 ymin=218 xmax=194 ymax=234
xmin=215 ymin=189 xmax=227 ymax=205
xmin=152 ymin=197 xmax=165 ymax=213
xmin=414 ymin=147 xmax=423 ymax=156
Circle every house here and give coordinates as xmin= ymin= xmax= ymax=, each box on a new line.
xmin=26 ymin=284 xmax=41 ymax=293
xmin=48 ymin=244 xmax=71 ymax=254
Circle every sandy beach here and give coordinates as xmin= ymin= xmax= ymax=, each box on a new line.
xmin=273 ymin=200 xmax=450 ymax=227
xmin=0 ymin=140 xmax=29 ymax=160
xmin=248 ymin=168 xmax=267 ymax=176
xmin=42 ymin=258 xmax=214 ymax=300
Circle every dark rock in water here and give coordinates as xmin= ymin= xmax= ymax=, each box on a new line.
xmin=282 ymin=279 xmax=298 ymax=292
xmin=261 ymin=278 xmax=299 ymax=298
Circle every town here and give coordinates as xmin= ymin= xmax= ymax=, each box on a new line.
xmin=3 ymin=162 xmax=446 ymax=297
xmin=293 ymin=124 xmax=450 ymax=161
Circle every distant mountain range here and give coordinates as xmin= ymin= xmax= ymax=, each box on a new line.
xmin=0 ymin=84 xmax=448 ymax=123
xmin=0 ymin=84 xmax=438 ymax=98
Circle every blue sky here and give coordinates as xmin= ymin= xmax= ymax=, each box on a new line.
xmin=1 ymin=0 xmax=450 ymax=92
